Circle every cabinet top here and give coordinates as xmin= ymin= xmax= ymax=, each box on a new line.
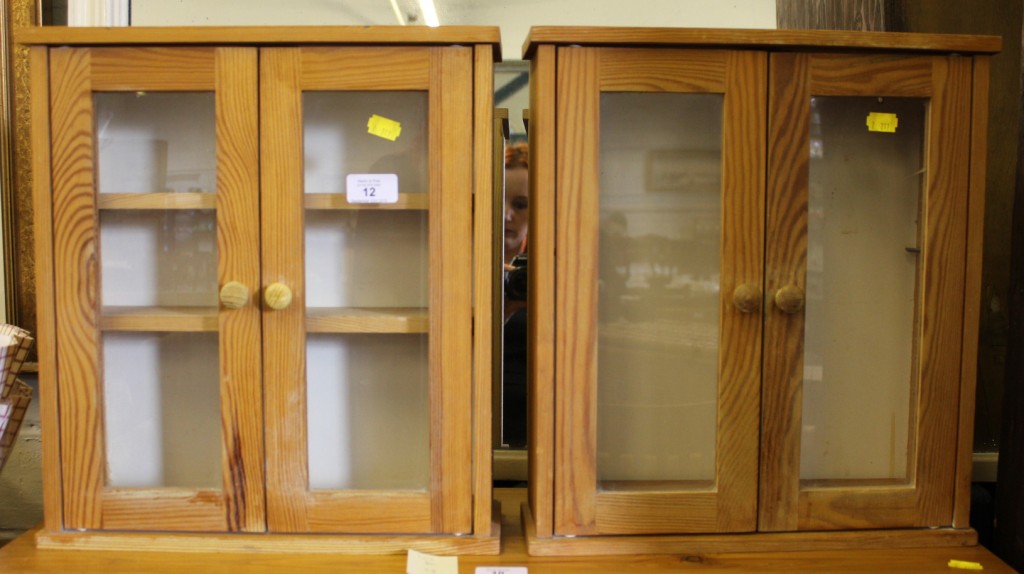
xmin=16 ymin=25 xmax=502 ymax=60
xmin=522 ymin=26 xmax=1001 ymax=59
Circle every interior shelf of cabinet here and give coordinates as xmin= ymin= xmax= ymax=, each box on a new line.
xmin=304 ymin=193 xmax=428 ymax=210
xmin=99 ymin=306 xmax=428 ymax=334
xmin=97 ymin=193 xmax=215 ymax=210
xmin=306 ymin=307 xmax=428 ymax=333
xmin=100 ymin=306 xmax=219 ymax=332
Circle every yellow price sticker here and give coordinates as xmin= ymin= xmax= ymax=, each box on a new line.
xmin=866 ymin=112 xmax=899 ymax=133
xmin=948 ymin=559 xmax=984 ymax=570
xmin=367 ymin=114 xmax=402 ymax=141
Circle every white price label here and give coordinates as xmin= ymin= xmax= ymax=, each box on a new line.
xmin=475 ymin=568 xmax=528 ymax=574
xmin=346 ymin=173 xmax=399 ymax=204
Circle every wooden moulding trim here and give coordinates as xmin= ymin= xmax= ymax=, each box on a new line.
xmin=34 ymin=523 xmax=501 ymax=556
xmin=15 ymin=26 xmax=501 ymax=60
xmin=522 ymin=27 xmax=1002 ymax=59
xmin=520 ymin=504 xmax=977 ymax=557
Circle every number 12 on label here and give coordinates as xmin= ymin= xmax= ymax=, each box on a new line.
xmin=345 ymin=173 xmax=399 ymax=204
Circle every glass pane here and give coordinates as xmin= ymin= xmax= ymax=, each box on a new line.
xmin=306 ymin=334 xmax=429 ymax=490
xmin=800 ymin=97 xmax=924 ymax=482
xmin=100 ymin=210 xmax=218 ymax=308
xmin=304 ymin=92 xmax=427 ymax=195
xmin=95 ymin=93 xmax=216 ymax=194
xmin=597 ymin=93 xmax=723 ymax=485
xmin=103 ymin=332 xmax=221 ymax=488
xmin=305 ymin=210 xmax=428 ymax=308
xmin=303 ymin=91 xmax=430 ymax=491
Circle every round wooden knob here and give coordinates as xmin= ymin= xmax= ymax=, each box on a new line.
xmin=219 ymin=281 xmax=250 ymax=310
xmin=774 ymin=284 xmax=805 ymax=314
xmin=264 ymin=282 xmax=293 ymax=311
xmin=732 ymin=283 xmax=762 ymax=314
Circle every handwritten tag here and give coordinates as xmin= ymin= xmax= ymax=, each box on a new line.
xmin=475 ymin=567 xmax=528 ymax=574
xmin=407 ymin=549 xmax=458 ymax=574
xmin=368 ymin=114 xmax=402 ymax=141
xmin=866 ymin=112 xmax=898 ymax=133
xmin=346 ymin=174 xmax=398 ymax=204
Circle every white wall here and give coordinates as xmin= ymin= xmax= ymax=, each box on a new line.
xmin=130 ymin=0 xmax=777 ymax=60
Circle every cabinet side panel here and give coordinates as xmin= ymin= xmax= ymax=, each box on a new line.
xmin=553 ymin=46 xmax=600 ymax=536
xmin=760 ymin=52 xmax=811 ymax=532
xmin=528 ymin=44 xmax=557 ymax=539
xmin=31 ymin=45 xmax=63 ymax=532
xmin=471 ymin=44 xmax=494 ymax=536
xmin=955 ymin=55 xmax=990 ymax=529
xmin=915 ymin=55 xmax=970 ymax=526
xmin=214 ymin=46 xmax=265 ymax=533
xmin=429 ymin=46 xmax=474 ymax=535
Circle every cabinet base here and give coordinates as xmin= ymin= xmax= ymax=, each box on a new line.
xmin=31 ymin=504 xmax=502 ymax=556
xmin=521 ymin=503 xmax=977 ymax=556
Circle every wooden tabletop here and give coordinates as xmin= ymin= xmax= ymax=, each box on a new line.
xmin=0 ymin=488 xmax=1015 ymax=573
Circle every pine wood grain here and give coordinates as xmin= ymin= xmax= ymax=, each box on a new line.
xmin=260 ymin=47 xmax=310 ymax=533
xmin=553 ymin=46 xmax=600 ymax=536
xmin=50 ymin=46 xmax=104 ymax=531
xmin=472 ymin=43 xmax=496 ymax=537
xmin=304 ymin=307 xmax=428 ymax=333
xmin=300 ymin=47 xmax=429 ymax=90
xmin=954 ymin=55 xmax=991 ymax=529
xmin=303 ymin=193 xmax=428 ymax=210
xmin=88 ymin=47 xmax=215 ymax=90
xmin=98 ymin=306 xmax=218 ymax=332
xmin=522 ymin=27 xmax=1001 ymax=59
xmin=760 ymin=52 xmax=812 ymax=533
xmin=2 ymin=491 xmax=1012 ymax=568
xmin=16 ymin=26 xmax=502 ymax=59
xmin=214 ymin=46 xmax=265 ymax=533
xmin=97 ymin=193 xmax=216 ymax=210
xmin=528 ymin=43 xmax=557 ymax=539
xmin=429 ymin=45 xmax=475 ymax=535
xmin=29 ymin=45 xmax=63 ymax=532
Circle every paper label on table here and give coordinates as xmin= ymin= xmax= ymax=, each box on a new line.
xmin=368 ymin=114 xmax=402 ymax=141
xmin=406 ymin=549 xmax=458 ymax=574
xmin=475 ymin=567 xmax=528 ymax=574
xmin=346 ymin=174 xmax=399 ymax=204
xmin=866 ymin=112 xmax=898 ymax=133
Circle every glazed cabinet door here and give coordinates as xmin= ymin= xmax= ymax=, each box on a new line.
xmin=260 ymin=46 xmax=474 ymax=534
xmin=553 ymin=47 xmax=766 ymax=535
xmin=49 ymin=47 xmax=264 ymax=531
xmin=760 ymin=52 xmax=972 ymax=531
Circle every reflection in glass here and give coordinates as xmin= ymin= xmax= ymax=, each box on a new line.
xmin=597 ymin=93 xmax=723 ymax=485
xmin=306 ymin=334 xmax=430 ymax=490
xmin=800 ymin=97 xmax=924 ymax=482
xmin=104 ymin=332 xmax=221 ymax=488
xmin=95 ymin=93 xmax=216 ymax=194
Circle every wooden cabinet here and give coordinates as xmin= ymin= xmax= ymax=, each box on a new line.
xmin=523 ymin=27 xmax=999 ymax=555
xmin=25 ymin=26 xmax=500 ymax=554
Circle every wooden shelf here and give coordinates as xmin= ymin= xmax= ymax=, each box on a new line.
xmin=100 ymin=306 xmax=428 ymax=334
xmin=304 ymin=193 xmax=428 ymax=210
xmin=306 ymin=307 xmax=428 ymax=334
xmin=98 ymin=193 xmax=216 ymax=210
xmin=100 ymin=306 xmax=218 ymax=332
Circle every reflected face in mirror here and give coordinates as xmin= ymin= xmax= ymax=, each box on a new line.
xmin=503 ymin=144 xmax=529 ymax=264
